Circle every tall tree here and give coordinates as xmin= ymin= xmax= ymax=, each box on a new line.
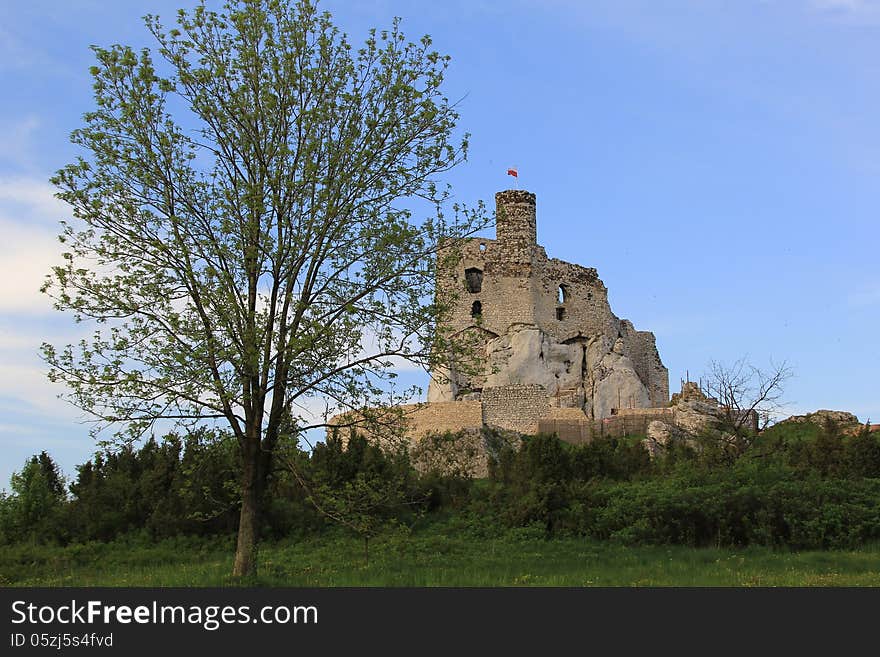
xmin=42 ymin=0 xmax=485 ymax=575
xmin=0 ymin=453 xmax=67 ymax=544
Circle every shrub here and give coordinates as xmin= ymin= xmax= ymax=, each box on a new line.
xmin=844 ymin=428 xmax=880 ymax=478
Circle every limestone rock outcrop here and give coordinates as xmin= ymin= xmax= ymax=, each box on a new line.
xmin=644 ymin=420 xmax=695 ymax=456
xmin=472 ymin=326 xmax=651 ymax=420
xmin=780 ymin=410 xmax=860 ymax=427
xmin=588 ymin=338 xmax=651 ymax=419
xmin=641 ymin=384 xmax=733 ymax=455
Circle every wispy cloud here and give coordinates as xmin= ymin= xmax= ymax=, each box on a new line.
xmin=0 ymin=116 xmax=42 ymax=171
xmin=809 ymin=0 xmax=880 ymax=21
xmin=811 ymin=0 xmax=877 ymax=11
xmin=0 ymin=355 xmax=84 ymax=421
xmin=0 ymin=174 xmax=83 ymax=431
xmin=0 ymin=25 xmax=43 ymax=72
xmin=847 ymin=281 xmax=880 ymax=307
xmin=0 ymin=175 xmax=67 ymax=217
xmin=0 ymin=20 xmax=76 ymax=76
xmin=0 ymin=176 xmax=68 ymax=314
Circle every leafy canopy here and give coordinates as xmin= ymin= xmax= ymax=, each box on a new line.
xmin=42 ymin=0 xmax=486 ymax=445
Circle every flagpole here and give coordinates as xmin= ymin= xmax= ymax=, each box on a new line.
xmin=506 ymin=166 xmax=519 ymax=188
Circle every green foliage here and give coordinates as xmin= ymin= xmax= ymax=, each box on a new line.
xmin=0 ymin=453 xmax=68 ymax=544
xmin=492 ymin=433 xmax=651 ymax=485
xmin=298 ymin=433 xmax=426 ymax=560
xmin=5 ymin=417 xmax=880 ymax=555
xmin=570 ymin=470 xmax=880 ymax=550
xmin=571 ymin=434 xmax=653 ymax=480
xmin=486 ymin=434 xmax=652 ymax=536
xmin=758 ymin=419 xmax=823 ymax=445
xmin=411 ymin=430 xmax=481 ymax=500
xmin=54 ymin=430 xmax=241 ymax=544
xmin=41 ymin=0 xmax=488 ymax=575
xmin=481 ymin=424 xmax=880 ymax=549
xmin=844 ymin=427 xmax=880 ymax=478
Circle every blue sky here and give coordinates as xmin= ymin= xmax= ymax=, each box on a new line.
xmin=1 ymin=0 xmax=878 ymax=487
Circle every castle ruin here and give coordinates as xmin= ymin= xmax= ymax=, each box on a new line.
xmin=414 ymin=189 xmax=669 ymax=440
xmin=326 ymin=189 xmax=682 ymax=470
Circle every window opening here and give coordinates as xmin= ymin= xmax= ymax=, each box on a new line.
xmin=465 ymin=268 xmax=483 ymax=293
xmin=558 ymin=284 xmax=569 ymax=304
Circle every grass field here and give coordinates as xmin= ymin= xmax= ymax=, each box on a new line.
xmin=3 ymin=526 xmax=880 ymax=586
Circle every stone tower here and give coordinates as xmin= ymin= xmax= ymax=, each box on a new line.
xmin=495 ymin=190 xmax=537 ymax=262
xmin=428 ymin=189 xmax=669 ymax=420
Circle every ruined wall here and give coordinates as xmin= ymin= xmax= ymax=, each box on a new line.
xmin=536 ymin=407 xmax=678 ymax=445
xmin=481 ymin=384 xmax=550 ymax=434
xmin=619 ymin=321 xmax=670 ymax=407
xmin=326 ymin=401 xmax=483 ymax=445
xmin=538 ymin=407 xmax=593 ymax=444
xmin=434 ymin=192 xmax=621 ymax=343
xmin=535 ymin=259 xmax=619 ymax=341
xmin=403 ymin=401 xmax=483 ymax=438
xmin=436 ymin=236 xmax=536 ymax=338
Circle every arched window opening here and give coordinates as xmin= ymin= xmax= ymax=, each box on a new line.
xmin=465 ymin=268 xmax=483 ymax=293
xmin=558 ymin=284 xmax=569 ymax=304
xmin=479 ymin=243 xmax=487 ymax=252
xmin=471 ymin=300 xmax=482 ymax=318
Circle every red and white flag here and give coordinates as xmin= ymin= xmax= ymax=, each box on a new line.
xmin=507 ymin=168 xmax=518 ymax=178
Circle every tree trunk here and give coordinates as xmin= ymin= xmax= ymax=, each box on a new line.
xmin=233 ymin=437 xmax=263 ymax=577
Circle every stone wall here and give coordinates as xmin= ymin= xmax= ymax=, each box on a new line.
xmin=537 ymin=406 xmax=677 ymax=444
xmin=326 ymin=401 xmax=483 ymax=446
xmin=436 ymin=235 xmax=537 ymax=336
xmin=538 ymin=407 xmax=592 ymax=444
xmin=619 ymin=321 xmax=670 ymax=407
xmin=481 ymin=384 xmax=550 ymax=434
xmin=402 ymin=401 xmax=483 ymax=438
xmin=614 ymin=407 xmax=676 ymax=419
xmin=535 ymin=258 xmax=618 ymax=342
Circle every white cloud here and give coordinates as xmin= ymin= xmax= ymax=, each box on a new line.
xmin=0 ymin=176 xmax=69 ymax=314
xmin=0 ymin=218 xmax=63 ymax=314
xmin=0 ymin=175 xmax=67 ymax=221
xmin=0 ymin=359 xmax=81 ymax=421
xmin=0 ymin=175 xmax=85 ymax=429
xmin=0 ymin=116 xmax=42 ymax=170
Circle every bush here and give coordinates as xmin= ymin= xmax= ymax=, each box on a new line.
xmin=522 ymin=469 xmax=880 ymax=550
xmin=844 ymin=428 xmax=880 ymax=478
xmin=65 ymin=430 xmax=243 ymax=542
xmin=5 ymin=417 xmax=880 ymax=552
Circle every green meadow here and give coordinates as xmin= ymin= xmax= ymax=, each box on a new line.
xmin=3 ymin=527 xmax=879 ymax=587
